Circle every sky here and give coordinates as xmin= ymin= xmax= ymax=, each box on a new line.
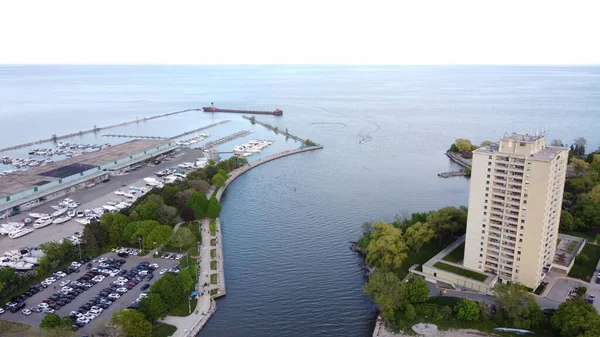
xmin=1 ymin=0 xmax=599 ymax=65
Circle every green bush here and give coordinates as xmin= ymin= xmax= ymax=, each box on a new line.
xmin=440 ymin=305 xmax=453 ymax=320
xmin=576 ymin=253 xmax=589 ymax=265
xmin=415 ymin=304 xmax=442 ymax=320
xmin=404 ymin=303 xmax=416 ymax=320
xmin=454 ymin=299 xmax=480 ymax=322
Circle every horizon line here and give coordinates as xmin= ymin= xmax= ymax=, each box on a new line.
xmin=1 ymin=63 xmax=599 ymax=67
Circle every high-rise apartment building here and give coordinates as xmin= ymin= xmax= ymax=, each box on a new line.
xmin=463 ymin=134 xmax=568 ymax=289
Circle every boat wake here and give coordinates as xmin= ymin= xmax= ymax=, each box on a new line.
xmin=358 ymin=121 xmax=381 ymax=143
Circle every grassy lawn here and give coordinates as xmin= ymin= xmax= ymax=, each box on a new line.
xmin=210 ymin=273 xmax=218 ymax=284
xmin=0 ymin=320 xmax=32 ymax=335
xmin=210 ymin=239 xmax=216 ymax=246
xmin=152 ymin=323 xmax=177 ymax=337
xmin=397 ymin=239 xmax=452 ymax=278
xmin=442 ymin=243 xmax=465 ymax=263
xmin=210 ymin=260 xmax=217 ymax=270
xmin=567 ymin=241 xmax=578 ymax=253
xmin=168 ymin=296 xmax=198 ymax=316
xmin=209 ymin=219 xmax=216 ymax=236
xmin=210 ymin=289 xmax=218 ymax=296
xmin=434 ymin=262 xmax=488 ymax=282
xmin=562 ymin=231 xmax=598 ymax=243
xmin=426 ymin=296 xmax=463 ymax=307
xmin=568 ymin=244 xmax=600 ymax=281
xmin=210 ymin=249 xmax=216 ymax=258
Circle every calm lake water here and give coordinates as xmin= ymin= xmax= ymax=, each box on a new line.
xmin=0 ymin=66 xmax=599 ymax=336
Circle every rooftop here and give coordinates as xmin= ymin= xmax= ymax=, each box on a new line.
xmin=0 ymin=139 xmax=169 ymax=197
xmin=501 ymin=132 xmax=545 ymax=142
xmin=474 ymin=144 xmax=568 ymax=162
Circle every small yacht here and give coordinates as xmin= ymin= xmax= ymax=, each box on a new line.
xmin=53 ymin=215 xmax=72 ymax=224
xmin=33 ymin=217 xmax=53 ymax=229
xmin=75 ymin=218 xmax=90 ymax=225
xmin=9 ymin=227 xmax=34 ymax=239
xmin=28 ymin=213 xmax=50 ymax=218
xmin=52 ymin=207 xmax=68 ymax=217
xmin=67 ymin=209 xmax=76 ymax=217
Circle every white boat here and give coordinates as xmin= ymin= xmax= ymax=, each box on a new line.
xmin=53 ymin=215 xmax=72 ymax=224
xmin=33 ymin=217 xmax=53 ymax=229
xmin=50 ymin=205 xmax=63 ymax=211
xmin=83 ymin=209 xmax=92 ymax=217
xmin=52 ymin=207 xmax=68 ymax=217
xmin=67 ymin=209 xmax=76 ymax=217
xmin=103 ymin=205 xmax=118 ymax=212
xmin=28 ymin=213 xmax=50 ymax=218
xmin=75 ymin=218 xmax=90 ymax=225
xmin=114 ymin=203 xmax=128 ymax=210
xmin=123 ymin=193 xmax=135 ymax=199
xmin=76 ymin=210 xmax=84 ymax=218
xmin=9 ymin=227 xmax=34 ymax=239
xmin=114 ymin=190 xmax=125 ymax=196
xmin=106 ymin=201 xmax=118 ymax=206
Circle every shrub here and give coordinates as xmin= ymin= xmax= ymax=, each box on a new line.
xmin=415 ymin=304 xmax=442 ymax=320
xmin=440 ymin=305 xmax=453 ymax=320
xmin=404 ymin=303 xmax=416 ymax=320
xmin=576 ymin=253 xmax=589 ymax=265
xmin=454 ymin=299 xmax=480 ymax=322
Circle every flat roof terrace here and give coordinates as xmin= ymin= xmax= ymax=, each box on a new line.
xmin=0 ymin=139 xmax=169 ymax=197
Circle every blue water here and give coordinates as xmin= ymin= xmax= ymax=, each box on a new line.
xmin=1 ymin=66 xmax=599 ymax=336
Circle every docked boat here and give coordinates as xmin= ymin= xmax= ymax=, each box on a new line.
xmin=67 ymin=209 xmax=76 ymax=217
xmin=76 ymin=210 xmax=84 ymax=218
xmin=33 ymin=217 xmax=53 ymax=229
xmin=53 ymin=215 xmax=72 ymax=224
xmin=28 ymin=213 xmax=50 ymax=218
xmin=9 ymin=227 xmax=34 ymax=239
xmin=52 ymin=207 xmax=68 ymax=217
xmin=75 ymin=218 xmax=90 ymax=225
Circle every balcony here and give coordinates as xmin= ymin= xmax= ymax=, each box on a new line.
xmin=512 ymin=158 xmax=525 ymax=164
xmin=488 ymin=243 xmax=500 ymax=250
xmin=487 ymin=249 xmax=499 ymax=256
xmin=487 ymin=255 xmax=499 ymax=262
xmin=495 ymin=169 xmax=508 ymax=175
xmin=490 ymin=219 xmax=503 ymax=226
xmin=495 ymin=175 xmax=507 ymax=181
xmin=490 ymin=225 xmax=502 ymax=232
xmin=489 ymin=232 xmax=501 ymax=239
xmin=502 ymin=241 xmax=516 ymax=248
xmin=494 ymin=182 xmax=507 ymax=188
xmin=486 ymin=261 xmax=499 ymax=268
xmin=496 ymin=162 xmax=509 ymax=169
xmin=490 ymin=213 xmax=503 ymax=221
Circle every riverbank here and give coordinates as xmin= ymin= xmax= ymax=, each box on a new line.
xmin=445 ymin=150 xmax=472 ymax=168
xmin=163 ymin=145 xmax=324 ymax=337
xmin=372 ymin=316 xmax=496 ymax=337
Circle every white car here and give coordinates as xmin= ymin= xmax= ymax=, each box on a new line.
xmin=43 ymin=308 xmax=55 ymax=314
xmin=22 ymin=309 xmax=32 ymax=315
xmin=77 ymin=317 xmax=90 ymax=324
xmin=71 ymin=262 xmax=81 ymax=268
xmin=46 ymin=277 xmax=57 ymax=283
xmin=116 ymin=287 xmax=128 ymax=293
xmin=59 ymin=280 xmax=71 ymax=287
xmin=41 ymin=280 xmax=52 ymax=287
xmin=109 ymin=270 xmax=119 ymax=277
xmin=38 ymin=303 xmax=49 ymax=309
xmin=175 ymin=254 xmax=183 ymax=260
xmin=61 ymin=286 xmax=73 ymax=292
xmin=108 ymin=293 xmax=121 ymax=300
xmin=55 ymin=271 xmax=67 ymax=278
xmin=149 ymin=263 xmax=159 ymax=269
xmin=117 ymin=277 xmax=128 ymax=282
xmin=138 ymin=293 xmax=148 ymax=300
xmin=159 ymin=269 xmax=167 ymax=275
xmin=98 ymin=257 xmax=107 ymax=262
xmin=0 ymin=308 xmax=4 ymax=314
xmin=90 ymin=306 xmax=103 ymax=314
xmin=99 ymin=263 xmax=109 ymax=268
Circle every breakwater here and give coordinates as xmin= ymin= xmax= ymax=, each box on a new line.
xmin=438 ymin=170 xmax=467 ymax=178
xmin=445 ymin=150 xmax=472 ymax=168
xmin=202 ymin=130 xmax=252 ymax=149
xmin=0 ymin=108 xmax=201 ymax=153
xmin=102 ymin=134 xmax=167 ymax=139
xmin=242 ymin=115 xmax=312 ymax=144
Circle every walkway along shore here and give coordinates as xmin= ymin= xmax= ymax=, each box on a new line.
xmin=160 ymin=145 xmax=324 ymax=337
xmin=0 ymin=108 xmax=202 ymax=152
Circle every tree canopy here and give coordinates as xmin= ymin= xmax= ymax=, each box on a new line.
xmin=138 ymin=293 xmax=169 ymax=323
xmin=494 ymin=282 xmax=543 ymax=329
xmin=364 ymin=271 xmax=406 ymax=320
xmin=454 ymin=299 xmax=480 ymax=322
xmin=111 ymin=309 xmax=152 ymax=337
xmin=171 ymin=227 xmax=195 ymax=251
xmin=551 ymin=297 xmax=600 ymax=337
xmin=365 ymin=222 xmax=408 ymax=272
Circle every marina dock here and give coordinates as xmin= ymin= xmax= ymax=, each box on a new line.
xmin=201 ymin=130 xmax=252 ymax=150
xmin=168 ymin=120 xmax=230 ymax=140
xmin=0 ymin=108 xmax=202 ymax=153
xmin=438 ymin=170 xmax=467 ymax=178
xmin=102 ymin=134 xmax=166 ymax=139
xmin=241 ymin=115 xmax=309 ymax=144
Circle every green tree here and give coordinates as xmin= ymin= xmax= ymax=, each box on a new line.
xmin=404 ymin=222 xmax=435 ymax=252
xmin=480 ymin=140 xmax=492 ymax=147
xmin=82 ymin=222 xmax=109 ymax=255
xmin=155 ymin=205 xmax=178 ymax=225
xmin=161 ymin=185 xmax=179 ymax=206
xmin=178 ymin=268 xmax=194 ymax=292
xmin=427 ymin=207 xmax=468 ymax=244
xmin=364 ymin=271 xmax=406 ymax=321
xmin=187 ymin=180 xmax=211 ymax=193
xmin=550 ymin=139 xmax=564 ymax=147
xmin=145 ymin=225 xmax=174 ymax=249
xmin=40 ymin=313 xmax=62 ymax=328
xmin=111 ymin=309 xmax=152 ymax=337
xmin=108 ymin=221 xmax=127 ymax=245
xmin=129 ymin=210 xmax=141 ymax=222
xmin=365 ymin=222 xmax=408 ymax=271
xmin=99 ymin=213 xmax=129 ymax=231
xmin=404 ymin=303 xmax=416 ymax=320
xmin=494 ymin=282 xmax=543 ymax=329
xmin=449 ymin=143 xmax=459 ymax=152
xmin=175 ymin=189 xmax=194 ymax=209
xmin=187 ymin=192 xmax=208 ymax=219
xmin=146 ymin=194 xmax=165 ymax=206
xmin=551 ymin=297 xmax=600 ymax=337
xmin=572 ymin=158 xmax=591 ymax=174
xmin=206 ymin=197 xmax=222 ymax=219
xmin=136 ymin=202 xmax=160 ymax=220
xmin=576 ymin=253 xmax=590 ymax=265
xmin=560 ymin=210 xmax=575 ymax=232
xmin=211 ymin=173 xmax=226 ymax=187
xmin=133 ymin=220 xmax=160 ymax=247
xmin=138 ymin=293 xmax=168 ymax=323
xmin=123 ymin=222 xmax=139 ymax=244
xmin=171 ymin=227 xmax=195 ymax=251
xmin=454 ymin=299 xmax=480 ymax=321
xmin=150 ymin=274 xmax=186 ymax=310
xmin=405 ymin=277 xmax=429 ymax=304
xmin=180 ymin=207 xmax=195 ymax=222
xmin=455 ymin=138 xmax=473 ymax=152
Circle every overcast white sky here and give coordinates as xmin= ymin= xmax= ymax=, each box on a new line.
xmin=1 ymin=0 xmax=599 ymax=65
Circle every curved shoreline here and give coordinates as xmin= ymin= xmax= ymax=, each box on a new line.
xmin=177 ymin=145 xmax=324 ymax=337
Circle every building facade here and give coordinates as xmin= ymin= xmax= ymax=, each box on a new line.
xmin=463 ymin=134 xmax=568 ymax=289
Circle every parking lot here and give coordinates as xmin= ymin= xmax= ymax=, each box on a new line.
xmin=545 ymin=277 xmax=587 ymax=302
xmin=1 ymin=252 xmax=180 ymax=334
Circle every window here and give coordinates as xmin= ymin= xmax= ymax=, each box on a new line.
xmin=480 ymin=254 xmax=483 ymax=257
xmin=482 ymin=224 xmax=486 ymax=228
xmin=480 ymin=248 xmax=483 ymax=251
xmin=488 ymin=162 xmax=492 ymax=166
xmin=483 ymin=212 xmax=487 ymax=215
xmin=485 ymin=200 xmax=488 ymax=203
xmin=488 ymin=168 xmax=491 ymax=172
xmin=485 ymin=193 xmax=489 ymax=197
xmin=487 ymin=174 xmax=490 ymax=178
xmin=114 ymin=161 xmax=117 ymax=165
xmin=517 ymin=251 xmax=521 ymax=255
xmin=144 ymin=151 xmax=147 ymax=154
xmin=520 ymin=226 xmax=524 ymax=230
xmin=34 ymin=187 xmax=38 ymax=192
xmin=489 ymin=155 xmax=492 ymax=159
xmin=520 ymin=142 xmax=526 ymax=147
xmin=481 ymin=242 xmax=484 ymax=246
xmin=486 ymin=187 xmax=489 ymax=191
xmin=58 ymin=179 xmax=62 ymax=184
xmin=5 ymin=196 xmax=9 ymax=202
xmin=482 ymin=230 xmax=485 ymax=234
xmin=519 ymin=239 xmax=523 ymax=242
xmin=130 ymin=156 xmax=133 ymax=159
xmin=486 ymin=181 xmax=490 ymax=185
xmin=484 ymin=206 xmax=488 ymax=209
xmin=80 ymin=172 xmax=84 ymax=177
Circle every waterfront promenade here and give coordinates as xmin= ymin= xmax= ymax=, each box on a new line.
xmin=158 ymin=145 xmax=323 ymax=336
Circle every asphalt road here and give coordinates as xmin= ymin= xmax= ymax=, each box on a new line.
xmin=0 ymin=149 xmax=203 ymax=253
xmin=1 ymin=252 xmax=181 ymax=333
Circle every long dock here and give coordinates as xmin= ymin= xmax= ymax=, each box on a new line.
xmin=168 ymin=120 xmax=231 ymax=140
xmin=0 ymin=108 xmax=201 ymax=153
xmin=201 ymin=130 xmax=251 ymax=150
xmin=241 ymin=115 xmax=308 ymax=144
xmin=102 ymin=134 xmax=167 ymax=139
xmin=438 ymin=170 xmax=467 ymax=178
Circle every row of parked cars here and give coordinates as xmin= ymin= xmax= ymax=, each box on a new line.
xmin=160 ymin=253 xmax=183 ymax=260
xmin=1 ymin=257 xmax=96 ymax=315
